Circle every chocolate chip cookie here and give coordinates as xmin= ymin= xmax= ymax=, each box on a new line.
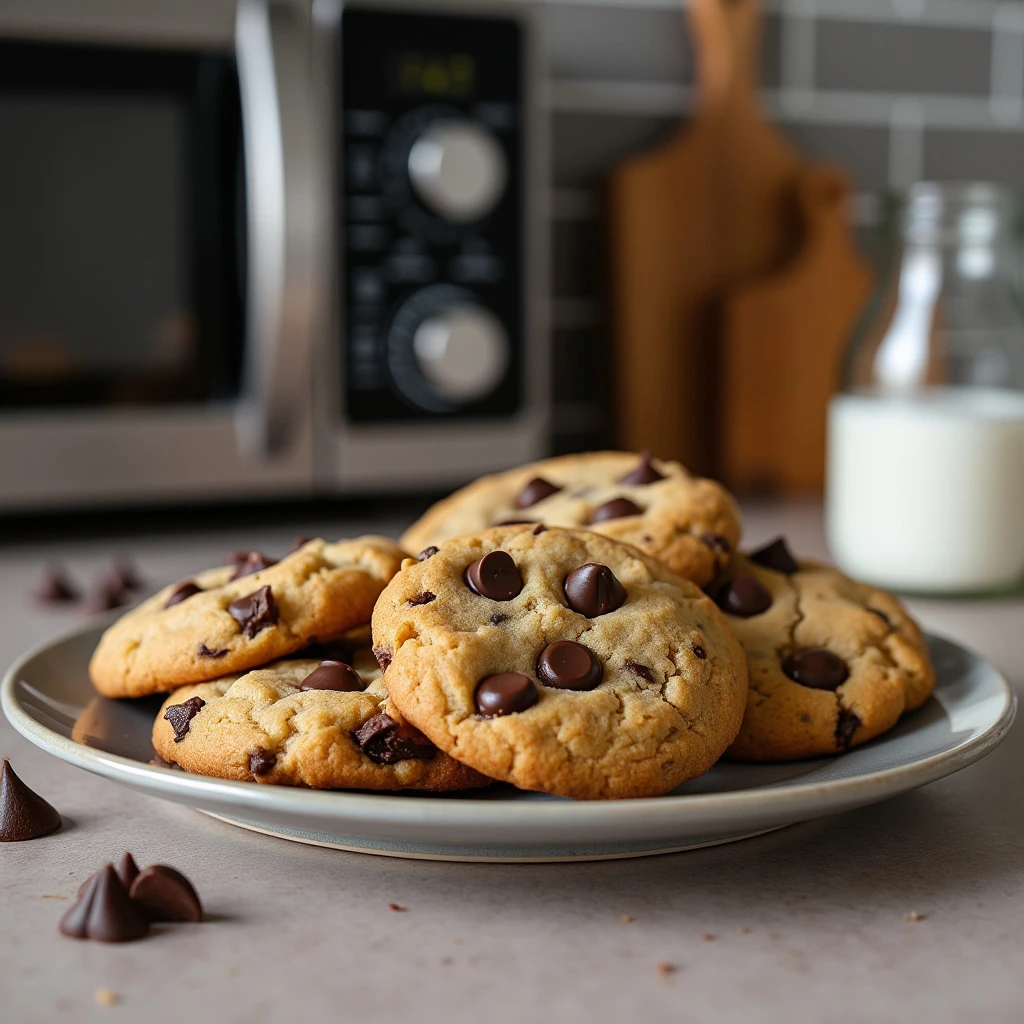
xmin=90 ymin=537 xmax=407 ymax=699
xmin=714 ymin=537 xmax=935 ymax=762
xmin=400 ymin=451 xmax=742 ymax=588
xmin=373 ymin=526 xmax=748 ymax=800
xmin=151 ymin=628 xmax=488 ymax=792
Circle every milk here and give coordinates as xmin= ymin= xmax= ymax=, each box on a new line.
xmin=826 ymin=387 xmax=1024 ymax=593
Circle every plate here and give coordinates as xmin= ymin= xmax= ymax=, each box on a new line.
xmin=2 ymin=622 xmax=1015 ymax=862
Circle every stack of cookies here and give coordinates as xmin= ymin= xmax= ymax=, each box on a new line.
xmin=87 ymin=452 xmax=935 ymax=801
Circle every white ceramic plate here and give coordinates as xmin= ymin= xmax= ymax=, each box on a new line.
xmin=2 ymin=622 xmax=1015 ymax=862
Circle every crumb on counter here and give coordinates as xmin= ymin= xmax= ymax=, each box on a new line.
xmin=388 ymin=903 xmax=406 ymax=912
xmin=904 ymin=911 xmax=926 ymax=923
xmin=620 ymin=914 xmax=634 ymax=923
xmin=95 ymin=989 xmax=119 ymax=1007
xmin=657 ymin=962 xmax=677 ymax=979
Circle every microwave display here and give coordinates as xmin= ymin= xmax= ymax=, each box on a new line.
xmin=390 ymin=52 xmax=477 ymax=99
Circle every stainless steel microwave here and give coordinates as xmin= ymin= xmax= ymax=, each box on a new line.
xmin=0 ymin=0 xmax=548 ymax=510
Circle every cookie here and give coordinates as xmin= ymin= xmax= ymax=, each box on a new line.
xmin=372 ymin=526 xmax=748 ymax=800
xmin=400 ymin=451 xmax=741 ymax=588
xmin=152 ymin=628 xmax=488 ymax=792
xmin=715 ymin=537 xmax=936 ymax=762
xmin=89 ymin=537 xmax=407 ymax=698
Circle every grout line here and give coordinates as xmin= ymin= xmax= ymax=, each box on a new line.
xmin=991 ymin=3 xmax=1024 ymax=123
xmin=780 ymin=0 xmax=819 ymax=115
xmin=888 ymin=99 xmax=926 ymax=188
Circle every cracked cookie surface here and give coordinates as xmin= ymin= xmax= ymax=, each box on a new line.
xmin=90 ymin=536 xmax=407 ymax=698
xmin=400 ymin=451 xmax=741 ymax=588
xmin=151 ymin=628 xmax=488 ymax=792
xmin=718 ymin=541 xmax=935 ymax=762
xmin=373 ymin=526 xmax=748 ymax=800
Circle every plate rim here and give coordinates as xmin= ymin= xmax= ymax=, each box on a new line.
xmin=2 ymin=618 xmax=1017 ymax=833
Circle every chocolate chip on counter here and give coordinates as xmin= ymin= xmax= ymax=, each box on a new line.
xmin=77 ymin=852 xmax=140 ymax=900
xmin=230 ymin=551 xmax=277 ymax=581
xmin=474 ymin=673 xmax=539 ymax=718
xmin=129 ymin=865 xmax=203 ymax=923
xmin=563 ymin=563 xmax=626 ymax=617
xmin=408 ymin=591 xmax=437 ymax=606
xmin=165 ymin=581 xmax=202 ymax=608
xmin=299 ymin=660 xmax=365 ymax=692
xmin=227 ymin=585 xmax=278 ymax=638
xmin=701 ymin=533 xmax=732 ymax=557
xmin=618 ymin=451 xmax=665 ymax=485
xmin=0 ymin=759 xmax=61 ymax=842
xmin=163 ymin=696 xmax=206 ymax=743
xmin=490 ymin=613 xmax=509 ymax=625
xmin=516 ymin=476 xmax=561 ymax=509
xmin=715 ymin=573 xmax=772 ymax=617
xmin=248 ymin=749 xmax=277 ymax=777
xmin=388 ymin=903 xmax=406 ymax=912
xmin=625 ymin=660 xmax=654 ymax=682
xmin=835 ymin=708 xmax=861 ymax=749
xmin=418 ymin=546 xmax=439 ymax=561
xmin=351 ymin=713 xmax=436 ymax=765
xmin=84 ymin=577 xmax=132 ymax=614
xmin=110 ymin=557 xmax=143 ymax=592
xmin=868 ymin=607 xmax=892 ymax=627
xmin=749 ymin=537 xmax=799 ymax=575
xmin=537 ymin=641 xmax=603 ymax=691
xmin=292 ymin=536 xmax=311 ymax=551
xmin=60 ymin=865 xmax=149 ymax=943
xmin=782 ymin=649 xmax=850 ymax=691
xmin=373 ymin=646 xmax=392 ymax=672
xmin=465 ymin=550 xmax=523 ymax=602
xmin=692 ymin=645 xmax=707 ymax=660
xmin=590 ymin=497 xmax=642 ymax=523
xmin=33 ymin=565 xmax=80 ymax=604
xmin=197 ymin=643 xmax=228 ymax=659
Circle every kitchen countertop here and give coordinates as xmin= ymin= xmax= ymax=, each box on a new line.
xmin=2 ymin=501 xmax=1023 ymax=1024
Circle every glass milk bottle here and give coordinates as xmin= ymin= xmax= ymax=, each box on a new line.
xmin=827 ymin=182 xmax=1024 ymax=594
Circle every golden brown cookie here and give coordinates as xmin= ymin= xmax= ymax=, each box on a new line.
xmin=400 ymin=451 xmax=741 ymax=587
xmin=372 ymin=526 xmax=748 ymax=800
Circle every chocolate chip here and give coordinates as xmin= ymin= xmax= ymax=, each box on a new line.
xmin=701 ymin=533 xmax=732 ymax=557
xmin=490 ymin=613 xmax=509 ymax=625
xmin=782 ymin=649 xmax=850 ymax=691
xmin=60 ymin=865 xmax=149 ymax=943
xmin=0 ymin=759 xmax=61 ymax=842
xmin=76 ymin=854 xmax=140 ymax=901
xmin=110 ymin=557 xmax=143 ymax=591
xmin=868 ymin=607 xmax=891 ymax=627
xmin=227 ymin=585 xmax=278 ymax=638
xmin=474 ymin=673 xmax=539 ymax=717
xmin=418 ymin=546 xmax=439 ymax=561
xmin=84 ymin=577 xmax=131 ymax=614
xmin=248 ymin=748 xmax=277 ymax=776
xmin=516 ymin=476 xmax=561 ymax=508
xmin=715 ymin=573 xmax=772 ymax=617
xmin=409 ymin=591 xmax=436 ymax=606
xmin=749 ymin=537 xmax=799 ymax=575
xmin=129 ymin=865 xmax=203 ymax=923
xmin=33 ymin=565 xmax=79 ymax=604
xmin=163 ymin=696 xmax=206 ymax=742
xmin=165 ymin=581 xmax=202 ymax=608
xmin=532 ymin=524 xmax=547 ymax=535
xmin=493 ymin=518 xmax=535 ymax=527
xmin=197 ymin=643 xmax=227 ymax=658
xmin=835 ymin=708 xmax=861 ymax=748
xmin=352 ymin=713 xmax=436 ymax=764
xmin=619 ymin=451 xmax=665 ymax=485
xmin=230 ymin=551 xmax=277 ymax=581
xmin=465 ymin=550 xmax=523 ymax=601
xmin=625 ymin=660 xmax=653 ymax=682
xmin=373 ymin=646 xmax=392 ymax=672
xmin=692 ymin=645 xmax=707 ymax=660
xmin=300 ymin=660 xmax=365 ymax=692
xmin=563 ymin=563 xmax=626 ymax=617
xmin=537 ymin=641 xmax=603 ymax=691
xmin=591 ymin=497 xmax=642 ymax=523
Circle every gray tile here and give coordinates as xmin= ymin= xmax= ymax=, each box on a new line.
xmin=924 ymin=130 xmax=1024 ymax=184
xmin=552 ymin=112 xmax=678 ymax=186
xmin=779 ymin=122 xmax=891 ymax=191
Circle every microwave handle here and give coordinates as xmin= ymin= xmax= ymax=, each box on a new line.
xmin=234 ymin=0 xmax=317 ymax=457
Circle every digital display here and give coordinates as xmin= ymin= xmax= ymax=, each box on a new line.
xmin=390 ymin=51 xmax=476 ymax=98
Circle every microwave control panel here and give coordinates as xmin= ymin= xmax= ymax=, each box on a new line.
xmin=339 ymin=7 xmax=524 ymax=423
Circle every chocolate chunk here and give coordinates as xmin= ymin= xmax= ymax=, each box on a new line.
xmin=749 ymin=537 xmax=799 ymax=575
xmin=418 ymin=546 xmax=439 ymax=561
xmin=129 ymin=865 xmax=203 ymax=923
xmin=77 ymin=852 xmax=140 ymax=900
xmin=373 ymin=646 xmax=392 ymax=672
xmin=351 ymin=713 xmax=436 ymax=765
xmin=490 ymin=613 xmax=509 ymax=625
xmin=563 ymin=563 xmax=626 ymax=617
xmin=868 ymin=607 xmax=891 ymax=627
xmin=532 ymin=524 xmax=547 ymax=535
xmin=33 ymin=565 xmax=80 ymax=604
xmin=715 ymin=573 xmax=772 ymax=617
xmin=248 ymin=748 xmax=277 ymax=776
xmin=701 ymin=533 xmax=732 ymax=557
xmin=110 ymin=557 xmax=143 ymax=592
xmin=782 ymin=649 xmax=850 ymax=691
xmin=84 ymin=577 xmax=131 ymax=614
xmin=516 ymin=476 xmax=562 ymax=509
xmin=197 ymin=643 xmax=228 ymax=658
xmin=537 ymin=641 xmax=603 ymax=691
xmin=625 ymin=660 xmax=653 ymax=682
xmin=0 ymin=759 xmax=61 ymax=842
xmin=590 ymin=497 xmax=642 ymax=523
xmin=300 ymin=660 xmax=365 ymax=692
xmin=60 ymin=865 xmax=149 ymax=943
xmin=835 ymin=708 xmax=862 ymax=748
xmin=230 ymin=551 xmax=277 ymax=581
xmin=692 ymin=645 xmax=707 ymax=660
xmin=465 ymin=550 xmax=523 ymax=602
xmin=493 ymin=518 xmax=535 ymax=527
xmin=163 ymin=696 xmax=206 ymax=742
xmin=474 ymin=673 xmax=539 ymax=717
xmin=409 ymin=591 xmax=436 ymax=606
xmin=165 ymin=581 xmax=202 ymax=608
xmin=619 ymin=451 xmax=665 ymax=485
xmin=227 ymin=585 xmax=278 ymax=638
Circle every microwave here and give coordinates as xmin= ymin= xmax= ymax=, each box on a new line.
xmin=0 ymin=0 xmax=548 ymax=510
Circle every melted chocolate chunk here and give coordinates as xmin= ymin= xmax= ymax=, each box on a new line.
xmin=418 ymin=546 xmax=439 ymax=561
xmin=563 ymin=563 xmax=626 ymax=617
xmin=692 ymin=645 xmax=707 ymax=660
xmin=590 ymin=497 xmax=642 ymax=523
xmin=474 ymin=673 xmax=539 ymax=718
xmin=163 ymin=696 xmax=206 ymax=742
xmin=782 ymin=649 xmax=850 ymax=691
xmin=60 ymin=865 xmax=149 ymax=943
xmin=701 ymin=533 xmax=732 ymax=557
xmin=408 ymin=591 xmax=437 ymax=606
xmin=33 ymin=565 xmax=80 ymax=604
xmin=835 ymin=708 xmax=862 ymax=749
xmin=465 ymin=550 xmax=523 ymax=602
xmin=715 ymin=573 xmax=772 ymax=618
xmin=248 ymin=748 xmax=277 ymax=776
xmin=619 ymin=451 xmax=665 ymax=485
xmin=749 ymin=537 xmax=799 ymax=575
xmin=537 ymin=641 xmax=603 ymax=691
xmin=165 ymin=581 xmax=202 ymax=608
xmin=625 ymin=660 xmax=654 ymax=682
xmin=516 ymin=476 xmax=561 ymax=509
xmin=300 ymin=660 xmax=365 ymax=692
xmin=351 ymin=713 xmax=436 ymax=765
xmin=532 ymin=524 xmax=547 ymax=535
xmin=197 ymin=643 xmax=228 ymax=659
xmin=129 ymin=865 xmax=203 ymax=923
xmin=227 ymin=585 xmax=278 ymax=638
xmin=230 ymin=551 xmax=277 ymax=581
xmin=373 ymin=646 xmax=392 ymax=672
xmin=0 ymin=759 xmax=61 ymax=842
xmin=490 ymin=612 xmax=509 ymax=625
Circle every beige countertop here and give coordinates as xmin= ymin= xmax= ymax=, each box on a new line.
xmin=2 ymin=502 xmax=1023 ymax=1024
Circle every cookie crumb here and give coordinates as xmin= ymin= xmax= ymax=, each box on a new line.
xmin=388 ymin=903 xmax=406 ymax=913
xmin=904 ymin=911 xmax=925 ymax=923
xmin=95 ymin=989 xmax=118 ymax=1007
xmin=701 ymin=933 xmax=715 ymax=942
xmin=657 ymin=962 xmax=677 ymax=979
xmin=736 ymin=926 xmax=750 ymax=935
xmin=620 ymin=914 xmax=634 ymax=924
xmin=40 ymin=894 xmax=67 ymax=900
